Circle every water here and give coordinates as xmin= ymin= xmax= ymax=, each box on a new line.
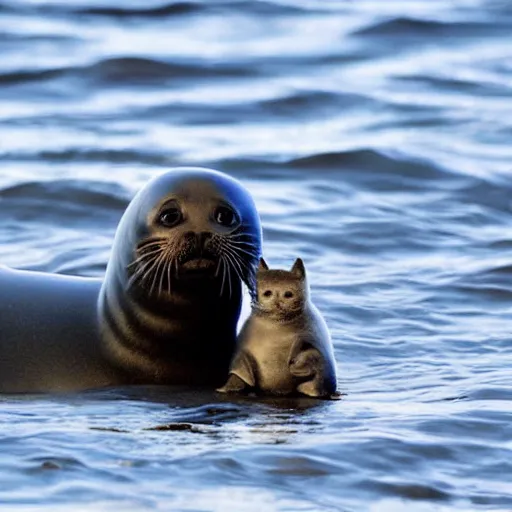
xmin=0 ymin=0 xmax=511 ymax=509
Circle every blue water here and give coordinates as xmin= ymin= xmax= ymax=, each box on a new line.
xmin=1 ymin=0 xmax=512 ymax=510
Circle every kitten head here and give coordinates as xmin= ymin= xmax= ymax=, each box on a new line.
xmin=255 ymin=258 xmax=309 ymax=320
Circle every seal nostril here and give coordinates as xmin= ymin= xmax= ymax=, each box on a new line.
xmin=184 ymin=231 xmax=196 ymax=243
xmin=197 ymin=232 xmax=212 ymax=250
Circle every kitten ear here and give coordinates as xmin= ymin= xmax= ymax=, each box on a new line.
xmin=291 ymin=258 xmax=306 ymax=279
xmin=258 ymin=258 xmax=269 ymax=271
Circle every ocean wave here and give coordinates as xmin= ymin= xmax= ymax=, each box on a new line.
xmin=0 ymin=57 xmax=257 ymax=88
xmin=73 ymin=1 xmax=201 ymax=18
xmin=286 ymin=149 xmax=455 ymax=182
xmin=0 ymin=0 xmax=319 ymax=19
xmin=353 ymin=16 xmax=502 ymax=38
xmin=72 ymin=0 xmax=312 ymax=18
xmin=393 ymin=74 xmax=512 ymax=97
xmin=0 ymin=179 xmax=129 ymax=211
xmin=1 ymin=149 xmax=176 ymax=166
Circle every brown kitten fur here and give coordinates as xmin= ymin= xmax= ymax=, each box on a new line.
xmin=217 ymin=258 xmax=338 ymax=398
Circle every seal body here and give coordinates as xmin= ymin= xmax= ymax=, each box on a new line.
xmin=0 ymin=267 xmax=116 ymax=392
xmin=218 ymin=258 xmax=337 ymax=398
xmin=0 ymin=168 xmax=262 ymax=393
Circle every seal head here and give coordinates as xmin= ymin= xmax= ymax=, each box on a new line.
xmin=99 ymin=167 xmax=262 ymax=385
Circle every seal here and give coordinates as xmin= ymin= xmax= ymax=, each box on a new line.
xmin=217 ymin=258 xmax=338 ymax=398
xmin=0 ymin=167 xmax=262 ymax=393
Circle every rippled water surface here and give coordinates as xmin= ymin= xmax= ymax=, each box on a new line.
xmin=1 ymin=0 xmax=512 ymax=510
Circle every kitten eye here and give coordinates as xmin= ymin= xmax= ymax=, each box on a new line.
xmin=213 ymin=205 xmax=238 ymax=228
xmin=263 ymin=290 xmax=272 ymax=297
xmin=159 ymin=206 xmax=182 ymax=228
xmin=284 ymin=291 xmax=294 ymax=298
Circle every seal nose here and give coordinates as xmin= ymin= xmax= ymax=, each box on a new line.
xmin=183 ymin=231 xmax=213 ymax=254
xmin=197 ymin=231 xmax=212 ymax=251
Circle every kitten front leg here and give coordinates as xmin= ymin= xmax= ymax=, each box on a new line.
xmin=216 ymin=373 xmax=251 ymax=393
xmin=216 ymin=350 xmax=256 ymax=394
xmin=289 ymin=342 xmax=338 ymax=399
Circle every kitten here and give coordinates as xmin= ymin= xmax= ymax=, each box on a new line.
xmin=217 ymin=258 xmax=338 ymax=398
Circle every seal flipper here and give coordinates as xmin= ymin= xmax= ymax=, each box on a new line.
xmin=289 ymin=342 xmax=336 ymax=398
xmin=216 ymin=351 xmax=256 ymax=394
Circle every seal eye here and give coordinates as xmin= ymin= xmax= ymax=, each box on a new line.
xmin=159 ymin=207 xmax=182 ymax=228
xmin=284 ymin=291 xmax=293 ymax=299
xmin=263 ymin=290 xmax=272 ymax=298
xmin=213 ymin=206 xmax=238 ymax=228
